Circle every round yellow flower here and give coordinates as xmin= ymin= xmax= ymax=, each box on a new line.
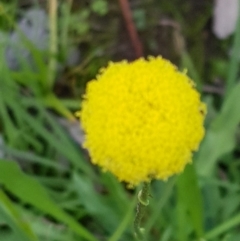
xmin=80 ymin=56 xmax=206 ymax=185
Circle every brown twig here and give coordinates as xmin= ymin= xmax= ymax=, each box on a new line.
xmin=118 ymin=0 xmax=143 ymax=58
xmin=202 ymin=85 xmax=224 ymax=95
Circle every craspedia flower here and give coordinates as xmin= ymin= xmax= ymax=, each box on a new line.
xmin=80 ymin=56 xmax=206 ymax=185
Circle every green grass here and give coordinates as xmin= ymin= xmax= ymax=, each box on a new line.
xmin=1 ymin=1 xmax=240 ymax=241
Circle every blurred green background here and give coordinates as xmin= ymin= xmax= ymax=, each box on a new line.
xmin=1 ymin=0 xmax=240 ymax=240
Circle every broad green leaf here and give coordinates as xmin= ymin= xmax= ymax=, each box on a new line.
xmin=196 ymin=82 xmax=240 ymax=177
xmin=176 ymin=201 xmax=189 ymax=241
xmin=177 ymin=164 xmax=204 ymax=239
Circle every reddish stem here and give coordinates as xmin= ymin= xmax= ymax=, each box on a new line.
xmin=118 ymin=0 xmax=143 ymax=58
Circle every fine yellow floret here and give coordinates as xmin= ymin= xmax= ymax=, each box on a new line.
xmin=80 ymin=56 xmax=206 ymax=185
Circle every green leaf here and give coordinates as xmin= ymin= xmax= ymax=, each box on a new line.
xmin=177 ymin=164 xmax=204 ymax=238
xmin=72 ymin=172 xmax=121 ymax=233
xmin=91 ymin=0 xmax=108 ymax=16
xmin=196 ymin=82 xmax=240 ymax=177
xmin=0 ymin=190 xmax=38 ymax=241
xmin=0 ymin=160 xmax=97 ymax=241
xmin=204 ymin=213 xmax=240 ymax=240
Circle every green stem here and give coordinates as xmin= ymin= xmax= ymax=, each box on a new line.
xmin=134 ymin=182 xmax=150 ymax=240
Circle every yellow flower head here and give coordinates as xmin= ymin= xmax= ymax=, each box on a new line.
xmin=80 ymin=56 xmax=206 ymax=185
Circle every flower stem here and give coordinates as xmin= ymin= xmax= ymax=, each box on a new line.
xmin=134 ymin=181 xmax=150 ymax=240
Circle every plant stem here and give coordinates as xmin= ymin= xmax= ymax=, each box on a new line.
xmin=134 ymin=182 xmax=150 ymax=240
xmin=48 ymin=0 xmax=58 ymax=90
xmin=118 ymin=0 xmax=143 ymax=58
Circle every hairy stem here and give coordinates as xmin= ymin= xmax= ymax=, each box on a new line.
xmin=134 ymin=182 xmax=150 ymax=240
